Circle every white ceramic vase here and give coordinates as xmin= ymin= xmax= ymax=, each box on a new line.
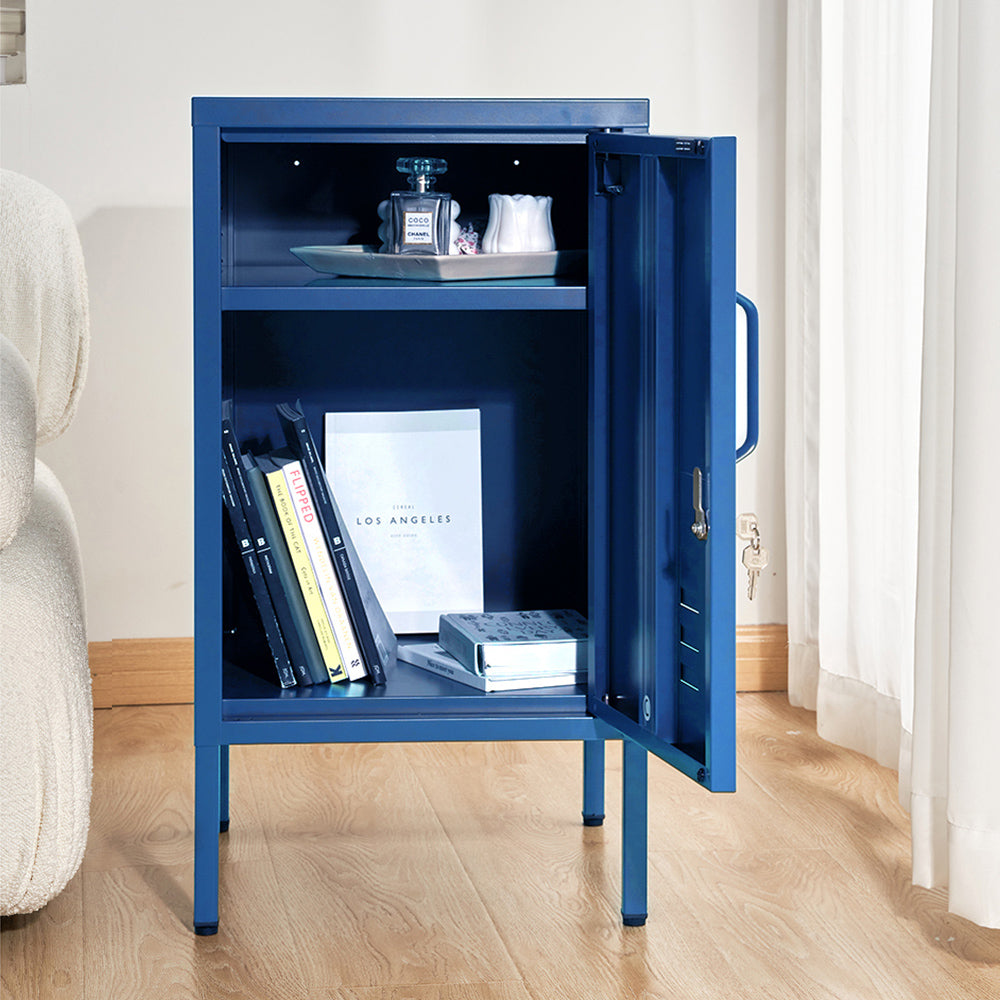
xmin=481 ymin=194 xmax=555 ymax=253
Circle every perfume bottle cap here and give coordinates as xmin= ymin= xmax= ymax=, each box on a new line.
xmin=397 ymin=157 xmax=448 ymax=193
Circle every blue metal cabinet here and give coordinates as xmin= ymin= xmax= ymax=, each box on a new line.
xmin=191 ymin=98 xmax=753 ymax=935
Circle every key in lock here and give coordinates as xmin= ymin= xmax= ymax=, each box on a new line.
xmin=737 ymin=512 xmax=769 ymax=601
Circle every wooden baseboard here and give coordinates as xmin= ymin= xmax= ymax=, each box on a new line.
xmin=90 ymin=637 xmax=194 ymax=709
xmin=89 ymin=625 xmax=787 ymax=708
xmin=736 ymin=623 xmax=788 ymax=692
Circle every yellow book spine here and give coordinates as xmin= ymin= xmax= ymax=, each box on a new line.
xmin=282 ymin=460 xmax=367 ymax=681
xmin=265 ymin=468 xmax=348 ymax=683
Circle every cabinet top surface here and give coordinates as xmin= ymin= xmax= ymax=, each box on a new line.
xmin=191 ymin=97 xmax=650 ymax=131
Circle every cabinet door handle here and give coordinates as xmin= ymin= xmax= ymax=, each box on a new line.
xmin=736 ymin=292 xmax=759 ymax=463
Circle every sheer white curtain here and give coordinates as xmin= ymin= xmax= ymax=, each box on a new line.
xmin=785 ymin=0 xmax=1000 ymax=928
xmin=908 ymin=0 xmax=1000 ymax=928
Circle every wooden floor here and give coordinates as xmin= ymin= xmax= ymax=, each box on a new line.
xmin=3 ymin=693 xmax=999 ymax=999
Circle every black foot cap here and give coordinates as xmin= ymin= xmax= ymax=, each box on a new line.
xmin=219 ymin=819 xmax=230 ymax=833
xmin=582 ymin=814 xmax=605 ymax=827
xmin=194 ymin=923 xmax=219 ymax=936
xmin=622 ymin=914 xmax=647 ymax=927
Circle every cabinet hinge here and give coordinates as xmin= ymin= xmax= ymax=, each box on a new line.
xmin=597 ymin=153 xmax=624 ymax=196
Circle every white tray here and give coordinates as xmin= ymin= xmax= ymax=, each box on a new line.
xmin=289 ymin=245 xmax=585 ymax=281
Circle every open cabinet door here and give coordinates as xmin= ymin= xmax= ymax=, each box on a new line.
xmin=588 ymin=133 xmax=737 ymax=792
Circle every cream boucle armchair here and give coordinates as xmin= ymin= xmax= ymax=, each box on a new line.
xmin=0 ymin=170 xmax=92 ymax=915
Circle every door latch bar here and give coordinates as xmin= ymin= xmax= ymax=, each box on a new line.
xmin=691 ymin=466 xmax=708 ymax=540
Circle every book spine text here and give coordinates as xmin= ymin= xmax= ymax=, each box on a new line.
xmin=265 ymin=467 xmax=347 ymax=683
xmin=282 ymin=460 xmax=367 ymax=681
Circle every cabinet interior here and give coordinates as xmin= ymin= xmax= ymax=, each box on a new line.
xmin=222 ymin=140 xmax=590 ymax=276
xmin=221 ymin=308 xmax=589 ymax=680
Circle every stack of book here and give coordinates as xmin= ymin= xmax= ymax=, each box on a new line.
xmin=398 ymin=609 xmax=588 ymax=691
xmin=221 ymin=400 xmax=396 ymax=688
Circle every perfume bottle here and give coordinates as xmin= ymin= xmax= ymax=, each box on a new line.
xmin=388 ymin=157 xmax=452 ymax=255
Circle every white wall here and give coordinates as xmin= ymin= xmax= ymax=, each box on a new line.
xmin=0 ymin=0 xmax=786 ymax=640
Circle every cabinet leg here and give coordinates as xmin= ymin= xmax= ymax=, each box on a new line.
xmin=582 ymin=739 xmax=605 ymax=826
xmin=621 ymin=739 xmax=648 ymax=926
xmin=194 ymin=744 xmax=221 ymax=935
xmin=219 ymin=744 xmax=230 ymax=833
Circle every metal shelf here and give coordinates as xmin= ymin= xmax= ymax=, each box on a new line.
xmin=218 ymin=658 xmax=600 ymax=745
xmin=222 ymin=266 xmax=588 ymax=311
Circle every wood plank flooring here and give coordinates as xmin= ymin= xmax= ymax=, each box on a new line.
xmin=3 ymin=694 xmax=999 ymax=999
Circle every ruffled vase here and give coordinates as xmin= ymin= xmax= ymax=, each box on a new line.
xmin=481 ymin=194 xmax=555 ymax=253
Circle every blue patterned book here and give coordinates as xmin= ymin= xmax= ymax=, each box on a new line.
xmin=437 ymin=610 xmax=588 ymax=678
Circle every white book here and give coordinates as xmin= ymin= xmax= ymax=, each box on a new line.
xmin=398 ymin=642 xmax=585 ymax=692
xmin=281 ymin=457 xmax=367 ymax=680
xmin=324 ymin=408 xmax=484 ymax=633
